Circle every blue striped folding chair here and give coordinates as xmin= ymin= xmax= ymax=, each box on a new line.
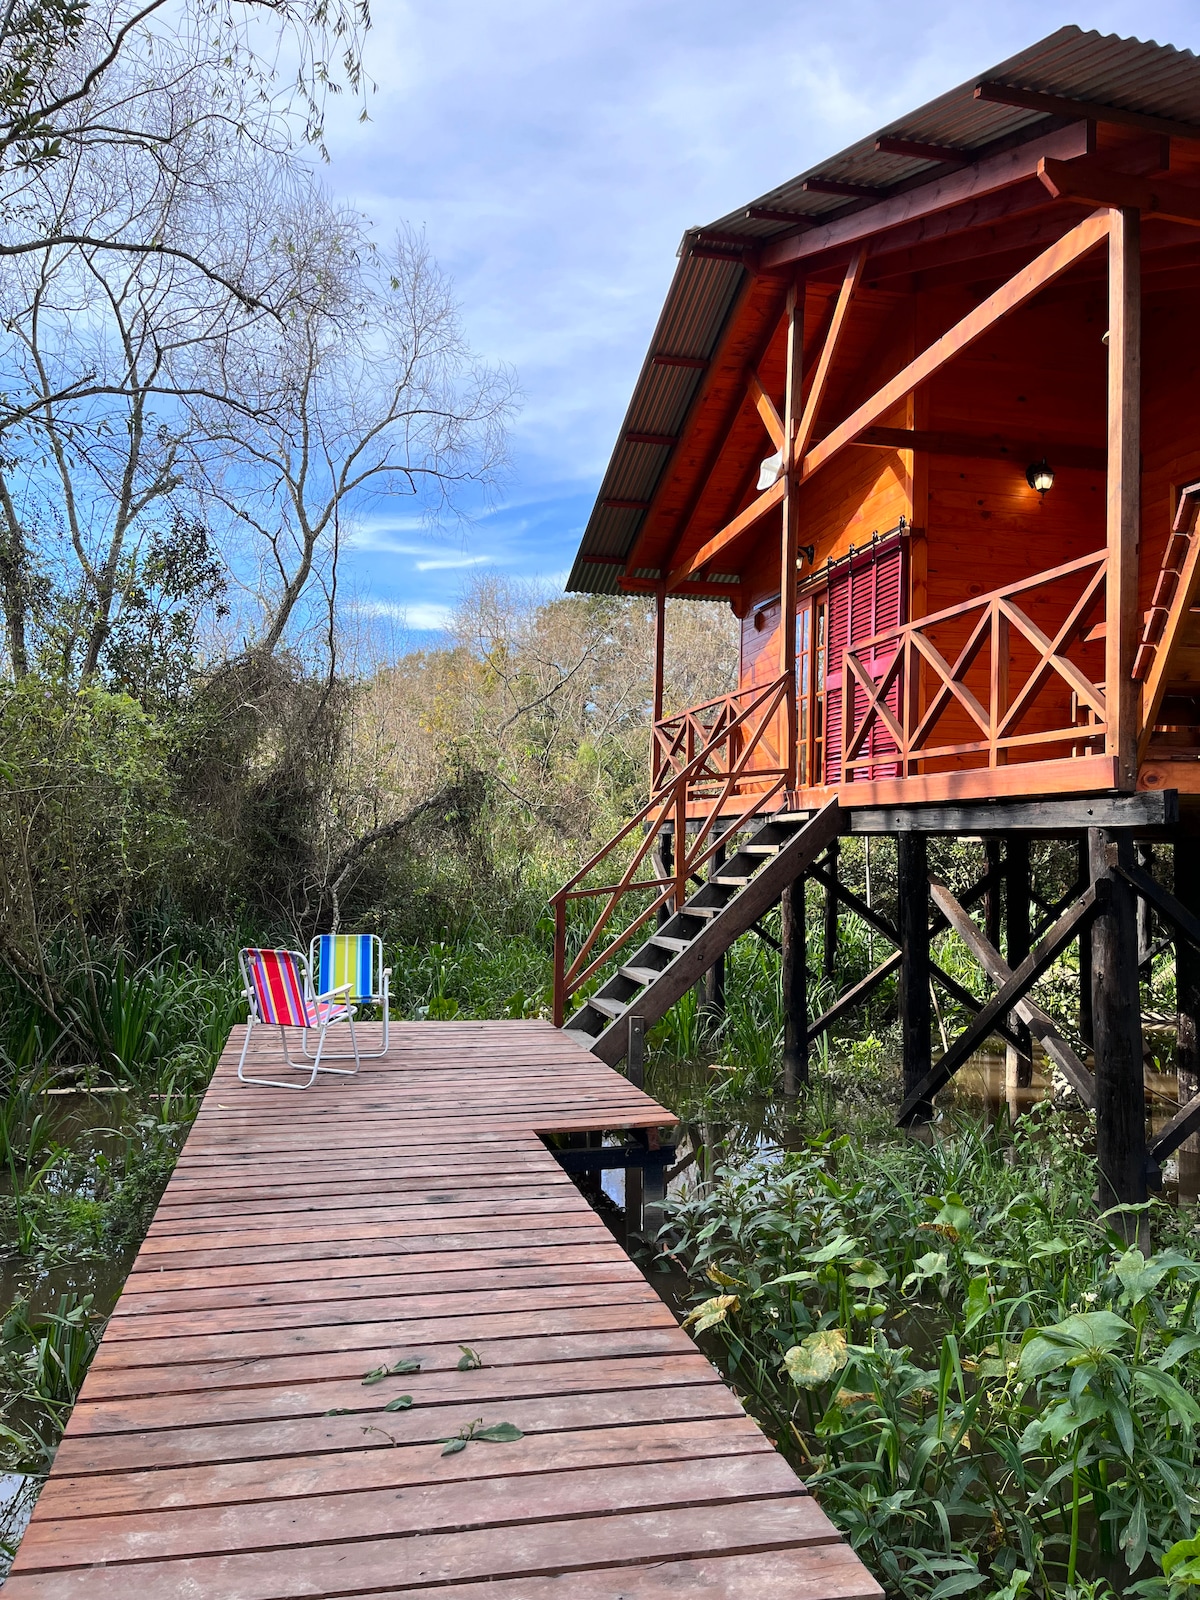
xmin=307 ymin=933 xmax=391 ymax=1058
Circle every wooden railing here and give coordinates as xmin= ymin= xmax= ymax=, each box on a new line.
xmin=551 ymin=674 xmax=790 ymax=1025
xmin=653 ymin=678 xmax=788 ymax=793
xmin=842 ymin=550 xmax=1108 ymax=780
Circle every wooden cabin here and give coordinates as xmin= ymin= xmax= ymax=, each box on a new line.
xmin=555 ymin=27 xmax=1200 ymax=1219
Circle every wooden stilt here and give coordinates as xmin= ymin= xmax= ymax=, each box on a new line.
xmin=1005 ymin=834 xmax=1034 ymax=1091
xmin=1176 ymin=838 xmax=1200 ymax=1158
xmin=1136 ymin=843 xmax=1154 ymax=968
xmin=781 ymin=877 xmax=807 ymax=1095
xmin=823 ymin=839 xmax=839 ymax=980
xmin=1088 ymin=828 xmax=1147 ymax=1224
xmin=627 ymin=1014 xmax=646 ymax=1091
xmin=985 ymin=838 xmax=1003 ymax=952
xmin=898 ymin=833 xmax=932 ymax=1121
xmin=703 ymin=832 xmax=727 ymax=1019
xmin=1078 ymin=835 xmax=1094 ymax=1050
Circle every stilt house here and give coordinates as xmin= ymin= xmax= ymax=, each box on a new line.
xmin=552 ymin=26 xmax=1200 ymax=1212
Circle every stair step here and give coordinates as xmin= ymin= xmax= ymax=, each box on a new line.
xmin=743 ymin=843 xmax=781 ymax=855
xmin=564 ymin=1010 xmax=604 ymax=1036
xmin=683 ymin=905 xmax=720 ymax=919
xmin=650 ymin=935 xmax=690 ymax=952
xmin=620 ymin=966 xmax=662 ymax=984
xmin=589 ymin=996 xmax=628 ymax=1019
xmin=713 ymin=874 xmax=751 ymax=886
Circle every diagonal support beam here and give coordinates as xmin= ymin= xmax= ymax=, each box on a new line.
xmin=929 ymin=879 xmax=1095 ymax=1107
xmin=792 ymin=248 xmax=864 ymax=468
xmin=807 ymin=951 xmax=901 ymax=1044
xmin=1149 ymin=1092 xmax=1200 ymax=1164
xmin=802 ymin=209 xmax=1112 ymax=487
xmin=668 ymin=476 xmax=786 ymax=588
xmin=804 ymin=862 xmax=1025 ymax=1050
xmin=1114 ymin=861 xmax=1200 ymax=951
xmin=898 ymin=882 xmax=1105 ymax=1123
xmin=750 ymin=374 xmax=785 ymax=451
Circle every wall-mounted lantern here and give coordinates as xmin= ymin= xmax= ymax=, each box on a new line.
xmin=757 ymin=449 xmax=783 ymax=490
xmin=1026 ymin=458 xmax=1055 ymax=496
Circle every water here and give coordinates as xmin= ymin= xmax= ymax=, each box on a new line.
xmin=0 ymin=1475 xmax=40 ymax=1575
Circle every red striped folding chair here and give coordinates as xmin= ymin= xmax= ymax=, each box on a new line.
xmin=237 ymin=947 xmax=361 ymax=1089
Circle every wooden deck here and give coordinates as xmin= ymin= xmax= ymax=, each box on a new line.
xmin=4 ymin=1019 xmax=880 ymax=1599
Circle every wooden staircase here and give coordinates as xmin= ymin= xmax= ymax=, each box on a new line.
xmin=564 ymin=799 xmax=843 ymax=1065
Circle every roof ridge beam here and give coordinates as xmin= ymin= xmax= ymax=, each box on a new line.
xmin=761 ymin=122 xmax=1090 ymax=271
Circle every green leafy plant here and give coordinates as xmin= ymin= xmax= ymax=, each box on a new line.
xmin=438 ymin=1418 xmax=523 ymax=1455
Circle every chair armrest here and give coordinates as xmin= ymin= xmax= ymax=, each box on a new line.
xmin=315 ymin=982 xmax=353 ymax=1003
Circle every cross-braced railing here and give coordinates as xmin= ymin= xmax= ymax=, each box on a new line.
xmin=551 ymin=674 xmax=790 ymax=1025
xmin=843 ymin=551 xmax=1108 ymax=781
xmin=652 ymin=678 xmax=788 ymax=793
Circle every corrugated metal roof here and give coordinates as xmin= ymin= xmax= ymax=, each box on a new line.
xmin=567 ymin=26 xmax=1200 ymax=596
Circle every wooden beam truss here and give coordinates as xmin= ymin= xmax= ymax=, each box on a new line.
xmin=897 ymin=882 xmax=1105 ymax=1124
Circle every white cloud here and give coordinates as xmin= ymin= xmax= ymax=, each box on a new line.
xmin=356 ymin=600 xmax=454 ymax=631
xmin=415 ymin=554 xmax=491 ymax=572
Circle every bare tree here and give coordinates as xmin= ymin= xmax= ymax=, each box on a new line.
xmin=0 ymin=60 xmax=310 ymax=679
xmin=187 ymin=215 xmax=516 ymax=658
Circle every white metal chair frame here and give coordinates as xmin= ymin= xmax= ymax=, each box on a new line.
xmin=304 ymin=933 xmax=392 ymax=1059
xmin=236 ymin=947 xmax=362 ymax=1091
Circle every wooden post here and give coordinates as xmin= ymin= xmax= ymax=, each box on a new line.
xmin=781 ymin=877 xmax=807 ymax=1095
xmin=1136 ymin=843 xmax=1154 ymax=968
xmin=703 ymin=833 xmax=727 ymax=1019
xmin=1078 ymin=835 xmax=1094 ymax=1051
xmin=651 ymin=584 xmax=666 ymax=790
xmin=1089 ymin=827 xmax=1147 ymax=1225
xmin=823 ymin=838 xmax=839 ymax=981
xmin=1176 ymin=838 xmax=1200 ymax=1158
xmin=985 ymin=839 xmax=1003 ymax=953
xmin=1005 ymin=834 xmax=1033 ymax=1092
xmin=898 ymin=833 xmax=932 ymax=1121
xmin=552 ymin=898 xmax=566 ymax=1028
xmin=627 ymin=1014 xmax=645 ymax=1091
xmin=780 ymin=282 xmax=804 ymax=793
xmin=1106 ymin=208 xmax=1141 ymax=791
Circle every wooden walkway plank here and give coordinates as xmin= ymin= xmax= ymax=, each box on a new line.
xmin=3 ymin=1020 xmax=879 ymax=1600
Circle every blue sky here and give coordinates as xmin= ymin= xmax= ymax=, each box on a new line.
xmin=319 ymin=0 xmax=1200 ymax=644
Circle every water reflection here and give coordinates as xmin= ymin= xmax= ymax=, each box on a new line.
xmin=0 ymin=1474 xmax=41 ymax=1583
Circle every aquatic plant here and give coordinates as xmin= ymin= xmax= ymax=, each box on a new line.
xmin=660 ymin=1111 xmax=1200 ymax=1599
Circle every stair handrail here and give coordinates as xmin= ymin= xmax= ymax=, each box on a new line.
xmin=551 ymin=673 xmax=790 ymax=1025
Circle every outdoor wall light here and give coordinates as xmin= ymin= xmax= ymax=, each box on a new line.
xmin=1026 ymin=458 xmax=1055 ymax=496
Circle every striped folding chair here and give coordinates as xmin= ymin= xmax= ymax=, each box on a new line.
xmin=237 ymin=947 xmax=361 ymax=1089
xmin=308 ymin=933 xmax=391 ymax=1058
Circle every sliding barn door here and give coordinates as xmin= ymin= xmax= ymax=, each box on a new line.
xmin=822 ymin=531 xmax=907 ymax=785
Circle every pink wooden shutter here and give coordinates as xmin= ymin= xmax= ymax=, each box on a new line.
xmin=823 ymin=531 xmax=907 ymax=786
xmin=823 ymin=566 xmax=851 ymax=783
